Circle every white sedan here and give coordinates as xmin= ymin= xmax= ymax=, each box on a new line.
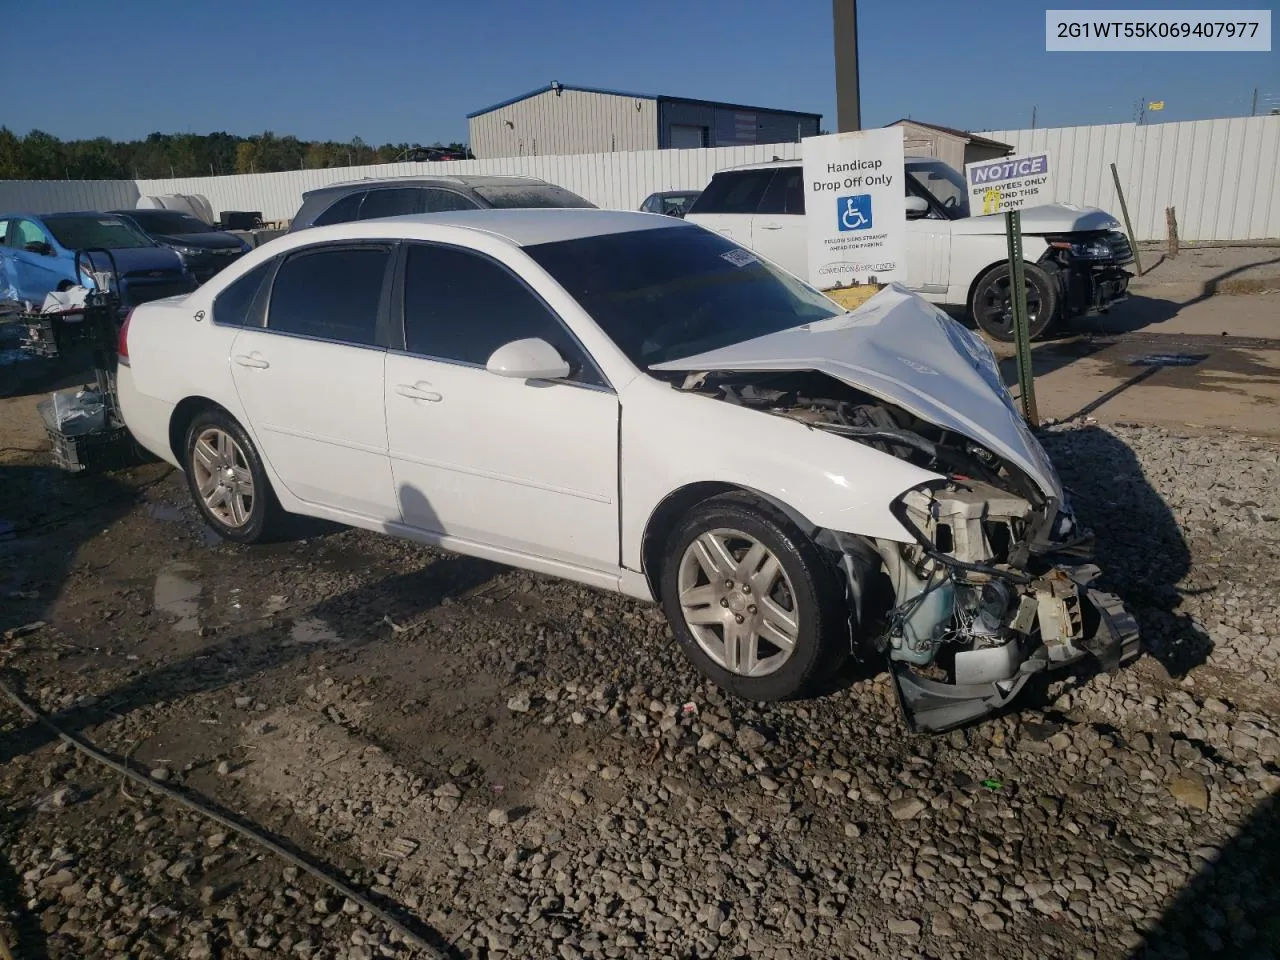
xmin=118 ymin=209 xmax=1138 ymax=731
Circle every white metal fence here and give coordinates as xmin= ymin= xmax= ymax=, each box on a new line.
xmin=130 ymin=142 xmax=802 ymax=223
xmin=981 ymin=116 xmax=1280 ymax=244
xmin=2 ymin=116 xmax=1277 ymax=243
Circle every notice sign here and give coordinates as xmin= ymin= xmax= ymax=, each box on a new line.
xmin=966 ymin=151 xmax=1056 ymax=216
xmin=801 ymin=127 xmax=907 ymax=290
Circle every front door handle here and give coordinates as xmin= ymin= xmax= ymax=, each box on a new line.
xmin=233 ymin=354 xmax=270 ymax=369
xmin=759 ymin=222 xmax=784 ymax=231
xmin=395 ymin=383 xmax=442 ymax=402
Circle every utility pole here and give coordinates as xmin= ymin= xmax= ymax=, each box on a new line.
xmin=832 ymin=0 xmax=861 ymax=132
xmin=1031 ymin=105 xmax=1037 ymax=129
xmin=1251 ymin=87 xmax=1258 ymax=116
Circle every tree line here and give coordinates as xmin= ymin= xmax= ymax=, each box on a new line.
xmin=0 ymin=129 xmax=474 ymax=181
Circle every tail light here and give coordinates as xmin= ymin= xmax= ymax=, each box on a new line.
xmin=118 ymin=309 xmax=135 ymax=366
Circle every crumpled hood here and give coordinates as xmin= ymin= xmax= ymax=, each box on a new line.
xmin=650 ymin=284 xmax=1064 ymax=501
xmin=953 ymin=202 xmax=1121 ymax=236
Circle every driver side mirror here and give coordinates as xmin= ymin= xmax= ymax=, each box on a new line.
xmin=905 ymin=196 xmax=930 ymax=220
xmin=486 ymin=337 xmax=571 ymax=381
xmin=24 ymin=240 xmax=53 ymax=256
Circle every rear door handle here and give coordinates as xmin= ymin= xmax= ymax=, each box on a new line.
xmin=395 ymin=383 xmax=442 ymax=402
xmin=233 ymin=354 xmax=269 ymax=369
xmin=759 ymin=222 xmax=784 ymax=230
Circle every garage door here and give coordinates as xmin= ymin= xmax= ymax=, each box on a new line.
xmin=670 ymin=125 xmax=706 ymax=149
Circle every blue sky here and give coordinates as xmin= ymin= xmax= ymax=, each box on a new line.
xmin=5 ymin=0 xmax=1276 ymax=143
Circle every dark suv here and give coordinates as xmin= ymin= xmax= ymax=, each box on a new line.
xmin=288 ymin=175 xmax=595 ymax=232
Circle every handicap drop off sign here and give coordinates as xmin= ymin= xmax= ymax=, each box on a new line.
xmin=965 ymin=151 xmax=1056 ymax=216
xmin=801 ymin=127 xmax=907 ymax=290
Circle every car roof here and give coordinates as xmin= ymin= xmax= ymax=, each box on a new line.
xmin=298 ymin=208 xmax=682 ymax=247
xmin=301 ymin=174 xmax=547 ymax=199
xmin=41 ymin=211 xmax=129 ymax=220
xmin=721 ymin=155 xmax=934 ymax=172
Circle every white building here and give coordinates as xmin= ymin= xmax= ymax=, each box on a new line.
xmin=467 ymin=82 xmax=822 ymax=160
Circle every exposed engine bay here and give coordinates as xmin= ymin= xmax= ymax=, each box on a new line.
xmin=679 ymin=369 xmax=1141 ymax=731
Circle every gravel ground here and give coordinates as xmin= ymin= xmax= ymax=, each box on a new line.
xmin=1 ymin=421 xmax=1278 ymax=960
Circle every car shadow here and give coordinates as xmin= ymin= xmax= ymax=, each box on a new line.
xmin=1031 ymin=425 xmax=1211 ymax=685
xmin=1130 ymin=789 xmax=1280 ymax=957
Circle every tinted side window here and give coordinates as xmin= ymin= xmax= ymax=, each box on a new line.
xmin=688 ymin=170 xmax=774 ymax=215
xmin=358 ymin=188 xmax=423 ymax=221
xmin=758 ymin=168 xmax=804 ymax=215
xmin=421 ymin=189 xmax=480 ymax=213
xmin=212 ymin=260 xmax=274 ymax=326
xmin=268 ymin=246 xmax=389 ymax=346
xmin=402 ymin=243 xmax=602 ymax=386
xmin=312 ymin=191 xmax=367 ymax=227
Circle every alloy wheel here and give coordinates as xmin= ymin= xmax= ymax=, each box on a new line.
xmin=191 ymin=427 xmax=255 ymax=528
xmin=676 ymin=528 xmax=801 ymax=677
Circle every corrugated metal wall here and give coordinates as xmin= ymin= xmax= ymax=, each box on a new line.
xmin=2 ymin=117 xmax=1277 ymax=242
xmin=981 ymin=116 xmax=1280 ymax=243
xmin=0 ymin=179 xmax=142 ymax=214
xmin=469 ymin=89 xmax=658 ymax=159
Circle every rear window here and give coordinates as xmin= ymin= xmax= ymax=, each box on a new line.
xmin=687 ymin=169 xmax=777 ymax=215
xmin=45 ymin=216 xmax=154 ymax=250
xmin=471 ymin=184 xmax=595 ymax=209
xmin=268 ymin=246 xmax=390 ymax=345
xmin=312 ymin=191 xmax=367 ymax=227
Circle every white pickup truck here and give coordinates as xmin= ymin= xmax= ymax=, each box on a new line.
xmin=684 ymin=158 xmax=1135 ymax=340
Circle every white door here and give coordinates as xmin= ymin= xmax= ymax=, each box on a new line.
xmin=384 ymin=242 xmax=619 ymax=572
xmin=750 ymin=167 xmax=809 ymax=279
xmin=904 ymin=185 xmax=952 ymax=300
xmin=229 ymin=243 xmax=397 ymax=519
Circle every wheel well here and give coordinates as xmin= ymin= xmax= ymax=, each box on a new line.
xmin=168 ymin=396 xmax=229 ymax=465
xmin=639 ymin=482 xmax=817 ymax=597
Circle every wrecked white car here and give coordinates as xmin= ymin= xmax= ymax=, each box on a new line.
xmin=117 ymin=209 xmax=1138 ymax=732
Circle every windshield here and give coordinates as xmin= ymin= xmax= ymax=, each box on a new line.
xmin=45 ymin=216 xmax=154 ymax=250
xmin=525 ymin=225 xmax=840 ymax=367
xmin=907 ymin=160 xmax=970 ymax=217
xmin=128 ymin=211 xmax=215 ymax=234
xmin=472 ymin=183 xmax=596 ymax=209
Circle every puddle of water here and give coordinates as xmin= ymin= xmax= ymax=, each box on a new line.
xmin=146 ymin=503 xmax=185 ymax=523
xmin=289 ymin=617 xmax=341 ymax=645
xmin=154 ymin=562 xmax=202 ymax=633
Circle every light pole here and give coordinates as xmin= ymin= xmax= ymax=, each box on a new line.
xmin=833 ymin=0 xmax=861 ymax=132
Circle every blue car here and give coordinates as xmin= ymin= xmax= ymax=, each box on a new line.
xmin=0 ymin=211 xmax=196 ymax=311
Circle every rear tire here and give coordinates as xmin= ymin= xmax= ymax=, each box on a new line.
xmin=970 ymin=262 xmax=1058 ymax=342
xmin=658 ymin=492 xmax=847 ymax=701
xmin=183 ymin=409 xmax=282 ymax=544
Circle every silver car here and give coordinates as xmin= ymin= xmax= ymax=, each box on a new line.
xmin=288 ymin=175 xmax=595 ymax=232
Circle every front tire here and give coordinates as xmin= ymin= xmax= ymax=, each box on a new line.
xmin=183 ymin=409 xmax=282 ymax=544
xmin=658 ymin=493 xmax=847 ymax=701
xmin=970 ymin=262 xmax=1058 ymax=342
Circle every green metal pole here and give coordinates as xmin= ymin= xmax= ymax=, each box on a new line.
xmin=1005 ymin=209 xmax=1038 ymax=426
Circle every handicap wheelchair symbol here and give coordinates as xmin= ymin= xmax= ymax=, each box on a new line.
xmin=837 ymin=194 xmax=872 ymax=232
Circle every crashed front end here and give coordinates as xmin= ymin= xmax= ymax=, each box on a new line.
xmin=652 ymin=285 xmax=1141 ymax=731
xmin=872 ymin=476 xmax=1139 ymax=731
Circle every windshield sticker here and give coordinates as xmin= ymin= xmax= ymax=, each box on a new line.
xmin=720 ymin=249 xmax=758 ymax=268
